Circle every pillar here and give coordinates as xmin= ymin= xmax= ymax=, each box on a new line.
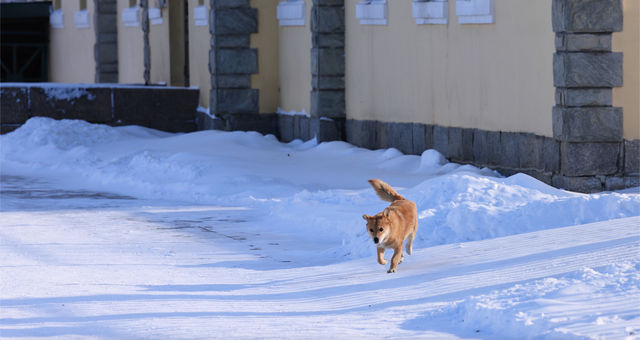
xmin=551 ymin=0 xmax=624 ymax=192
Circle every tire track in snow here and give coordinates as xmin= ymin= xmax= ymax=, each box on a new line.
xmin=3 ymin=219 xmax=637 ymax=316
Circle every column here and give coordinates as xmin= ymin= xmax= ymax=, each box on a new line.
xmin=310 ymin=0 xmax=345 ymax=141
xmin=551 ymin=0 xmax=624 ymax=192
xmin=94 ymin=0 xmax=118 ymax=83
xmin=209 ymin=0 xmax=258 ymax=116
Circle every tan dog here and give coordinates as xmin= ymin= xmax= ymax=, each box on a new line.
xmin=363 ymin=179 xmax=418 ymax=273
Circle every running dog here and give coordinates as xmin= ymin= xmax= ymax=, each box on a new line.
xmin=362 ymin=179 xmax=418 ymax=273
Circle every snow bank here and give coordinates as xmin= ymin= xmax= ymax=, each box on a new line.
xmin=443 ymin=261 xmax=640 ymax=339
xmin=2 ymin=118 xmax=639 ymax=260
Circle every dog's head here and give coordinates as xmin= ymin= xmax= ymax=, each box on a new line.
xmin=362 ymin=209 xmax=391 ymax=245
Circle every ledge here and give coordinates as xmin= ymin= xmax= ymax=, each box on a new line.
xmin=356 ymin=0 xmax=387 ymax=25
xmin=194 ymin=5 xmax=208 ymax=26
xmin=122 ymin=6 xmax=140 ymax=27
xmin=50 ymin=9 xmax=64 ymax=28
xmin=148 ymin=7 xmax=163 ymax=25
xmin=0 ymin=83 xmax=198 ymax=133
xmin=412 ymin=0 xmax=448 ymax=25
xmin=74 ymin=9 xmax=91 ymax=29
xmin=456 ymin=0 xmax=494 ymax=24
xmin=277 ymin=0 xmax=306 ymax=26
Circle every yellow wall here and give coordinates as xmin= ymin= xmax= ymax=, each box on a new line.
xmin=188 ymin=0 xmax=210 ymax=108
xmin=146 ymin=4 xmax=187 ymax=86
xmin=251 ymin=0 xmax=280 ymax=114
xmin=49 ymin=0 xmax=95 ymax=83
xmin=117 ymin=0 xmax=144 ymax=84
xmin=118 ymin=1 xmax=184 ymax=86
xmin=148 ymin=6 xmax=171 ymax=85
xmin=277 ymin=0 xmax=312 ymax=114
xmin=613 ymin=0 xmax=640 ymax=140
xmin=345 ymin=0 xmax=555 ymax=137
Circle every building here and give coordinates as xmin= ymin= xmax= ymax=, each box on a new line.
xmin=0 ymin=0 xmax=638 ymax=193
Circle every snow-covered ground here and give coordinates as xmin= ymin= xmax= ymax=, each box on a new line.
xmin=1 ymin=117 xmax=639 ymax=339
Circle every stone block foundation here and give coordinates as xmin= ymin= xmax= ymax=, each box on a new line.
xmin=1 ymin=83 xmax=198 ymax=133
xmin=196 ymin=111 xmax=640 ymax=193
xmin=345 ymin=119 xmax=638 ymax=193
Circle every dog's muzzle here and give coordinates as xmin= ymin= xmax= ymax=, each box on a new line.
xmin=373 ymin=237 xmax=379 ymax=244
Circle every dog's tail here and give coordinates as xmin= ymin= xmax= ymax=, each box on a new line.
xmin=368 ymin=179 xmax=405 ymax=202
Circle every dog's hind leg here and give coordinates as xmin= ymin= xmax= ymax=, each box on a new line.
xmin=406 ymin=217 xmax=418 ymax=255
xmin=405 ymin=234 xmax=414 ymax=255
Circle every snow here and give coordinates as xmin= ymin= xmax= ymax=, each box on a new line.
xmin=276 ymin=107 xmax=310 ymax=117
xmin=196 ymin=105 xmax=216 ymax=119
xmin=1 ymin=117 xmax=639 ymax=339
xmin=0 ymin=83 xmax=197 ymax=90
xmin=43 ymin=87 xmax=96 ymax=101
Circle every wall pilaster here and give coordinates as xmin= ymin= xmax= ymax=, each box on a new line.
xmin=551 ymin=0 xmax=629 ymax=192
xmin=310 ymin=0 xmax=345 ymax=141
xmin=209 ymin=0 xmax=258 ymax=116
xmin=94 ymin=0 xmax=118 ymax=83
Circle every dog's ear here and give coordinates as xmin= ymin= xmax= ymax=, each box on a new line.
xmin=383 ymin=208 xmax=390 ymax=217
xmin=362 ymin=214 xmax=372 ymax=220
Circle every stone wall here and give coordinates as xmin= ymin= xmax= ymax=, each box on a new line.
xmin=347 ymin=121 xmax=557 ymax=180
xmin=550 ymin=0 xmax=638 ymax=191
xmin=204 ymin=0 xmax=345 ymax=143
xmin=208 ymin=0 xmax=259 ymax=119
xmin=346 ymin=119 xmax=638 ymax=192
xmin=195 ymin=0 xmax=638 ymax=193
xmin=1 ymin=84 xmax=199 ymax=134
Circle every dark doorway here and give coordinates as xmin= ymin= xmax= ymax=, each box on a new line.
xmin=1 ymin=2 xmax=52 ymax=82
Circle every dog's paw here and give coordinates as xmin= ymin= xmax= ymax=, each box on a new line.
xmin=387 ymin=268 xmax=396 ymax=273
xmin=378 ymin=259 xmax=388 ymax=265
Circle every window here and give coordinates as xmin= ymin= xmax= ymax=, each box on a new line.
xmin=356 ymin=0 xmax=387 ymax=25
xmin=123 ymin=3 xmax=140 ymax=27
xmin=456 ymin=0 xmax=494 ymax=24
xmin=412 ymin=0 xmax=448 ymax=25
xmin=50 ymin=1 xmax=64 ymax=28
xmin=194 ymin=3 xmax=208 ymax=27
xmin=74 ymin=0 xmax=90 ymax=28
xmin=277 ymin=0 xmax=306 ymax=26
xmin=148 ymin=6 xmax=163 ymax=25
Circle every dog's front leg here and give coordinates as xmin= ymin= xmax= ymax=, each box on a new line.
xmin=377 ymin=247 xmax=387 ymax=265
xmin=387 ymin=247 xmax=403 ymax=273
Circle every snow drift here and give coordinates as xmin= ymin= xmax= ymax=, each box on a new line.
xmin=2 ymin=118 xmax=639 ymax=339
xmin=2 ymin=117 xmax=638 ymax=260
